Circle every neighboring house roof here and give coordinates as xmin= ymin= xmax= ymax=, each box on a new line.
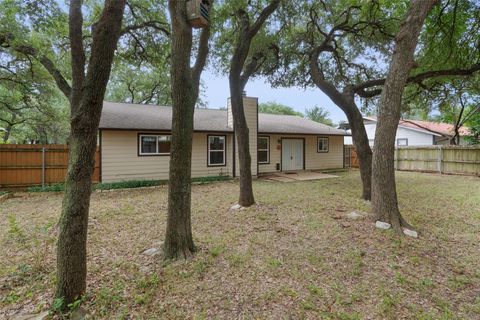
xmin=99 ymin=101 xmax=347 ymax=136
xmin=364 ymin=116 xmax=471 ymax=137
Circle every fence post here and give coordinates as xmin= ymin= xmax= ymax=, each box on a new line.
xmin=437 ymin=145 xmax=443 ymax=174
xmin=41 ymin=147 xmax=46 ymax=189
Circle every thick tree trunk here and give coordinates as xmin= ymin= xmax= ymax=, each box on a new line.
xmin=372 ymin=0 xmax=437 ymax=234
xmin=164 ymin=0 xmax=210 ymax=259
xmin=55 ymin=0 xmax=125 ymax=306
xmin=229 ymin=82 xmax=255 ymax=206
xmin=56 ymin=122 xmax=97 ymax=304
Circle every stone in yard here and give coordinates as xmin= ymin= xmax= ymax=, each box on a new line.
xmin=230 ymin=204 xmax=243 ymax=210
xmin=375 ymin=221 xmax=391 ymax=230
xmin=403 ymin=228 xmax=418 ymax=238
xmin=142 ymin=247 xmax=161 ymax=257
xmin=346 ymin=211 xmax=364 ymax=220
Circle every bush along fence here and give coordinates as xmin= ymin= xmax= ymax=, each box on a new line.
xmin=0 ymin=144 xmax=100 ymax=189
xmin=394 ymin=145 xmax=480 ymax=176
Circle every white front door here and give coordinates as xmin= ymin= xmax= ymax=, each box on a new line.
xmin=282 ymin=139 xmax=304 ymax=171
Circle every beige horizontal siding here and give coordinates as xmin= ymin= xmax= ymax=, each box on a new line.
xmin=101 ymin=130 xmax=233 ymax=183
xmin=227 ymin=97 xmax=258 ymax=177
xmin=229 ymin=97 xmax=258 ymax=176
xmin=258 ymin=134 xmax=344 ymax=173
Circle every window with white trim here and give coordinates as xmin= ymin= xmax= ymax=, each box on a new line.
xmin=317 ymin=137 xmax=329 ymax=152
xmin=139 ymin=134 xmax=171 ymax=155
xmin=208 ymin=135 xmax=226 ymax=166
xmin=258 ymin=136 xmax=269 ymax=164
xmin=397 ymin=138 xmax=408 ymax=146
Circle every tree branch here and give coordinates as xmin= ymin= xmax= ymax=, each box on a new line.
xmin=192 ymin=24 xmax=210 ymax=87
xmin=1 ymin=33 xmax=72 ymax=99
xmin=69 ymin=0 xmax=86 ymax=106
xmin=354 ymin=63 xmax=480 ymax=98
xmin=309 ymin=45 xmax=351 ymax=108
xmin=248 ymin=0 xmax=280 ymax=38
xmin=121 ymin=21 xmax=170 ymax=37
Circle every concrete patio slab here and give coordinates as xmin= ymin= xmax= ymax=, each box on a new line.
xmin=259 ymin=171 xmax=338 ymax=182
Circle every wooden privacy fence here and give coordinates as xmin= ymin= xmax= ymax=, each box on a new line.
xmin=394 ymin=145 xmax=480 ymax=176
xmin=0 ymin=144 xmax=100 ymax=188
xmin=345 ymin=145 xmax=479 ymax=176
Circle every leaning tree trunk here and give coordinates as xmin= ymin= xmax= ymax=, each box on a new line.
xmin=372 ymin=0 xmax=437 ymax=234
xmin=164 ymin=0 xmax=210 ymax=259
xmin=227 ymin=0 xmax=280 ymax=207
xmin=55 ymin=0 xmax=126 ymax=306
xmin=340 ymin=91 xmax=373 ymax=201
xmin=229 ymin=81 xmax=255 ymax=206
xmin=310 ymin=55 xmax=373 ymax=201
xmin=325 ymin=97 xmax=373 ymax=200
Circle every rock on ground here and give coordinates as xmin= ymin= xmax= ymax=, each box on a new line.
xmin=142 ymin=247 xmax=161 ymax=256
xmin=375 ymin=221 xmax=392 ymax=230
xmin=230 ymin=204 xmax=243 ymax=210
xmin=346 ymin=211 xmax=365 ymax=220
xmin=403 ymin=228 xmax=418 ymax=238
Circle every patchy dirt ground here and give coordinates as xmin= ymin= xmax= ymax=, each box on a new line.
xmin=1 ymin=171 xmax=479 ymax=319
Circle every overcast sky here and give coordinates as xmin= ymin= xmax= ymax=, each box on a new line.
xmin=201 ymin=69 xmax=348 ymax=124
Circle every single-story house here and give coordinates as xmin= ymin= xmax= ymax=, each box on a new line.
xmin=344 ymin=116 xmax=472 ymax=146
xmin=98 ymin=95 xmax=347 ymax=183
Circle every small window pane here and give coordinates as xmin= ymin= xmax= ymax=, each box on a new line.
xmin=397 ymin=138 xmax=408 ymax=146
xmin=158 ymin=135 xmax=171 ymax=153
xmin=318 ymin=137 xmax=328 ymax=152
xmin=258 ymin=137 xmax=268 ymax=149
xmin=209 ymin=136 xmax=225 ymax=150
xmin=209 ymin=151 xmax=224 ymax=164
xmin=258 ymin=150 xmax=268 ymax=163
xmin=208 ymin=135 xmax=226 ymax=166
xmin=141 ymin=136 xmax=157 ymax=154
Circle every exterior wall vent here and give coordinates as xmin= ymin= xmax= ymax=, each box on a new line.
xmin=187 ymin=0 xmax=210 ymax=28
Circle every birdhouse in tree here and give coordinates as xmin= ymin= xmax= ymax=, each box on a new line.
xmin=187 ymin=0 xmax=210 ymax=28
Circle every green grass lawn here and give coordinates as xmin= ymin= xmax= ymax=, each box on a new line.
xmin=1 ymin=171 xmax=479 ymax=319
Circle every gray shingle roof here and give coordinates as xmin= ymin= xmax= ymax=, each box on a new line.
xmin=258 ymin=113 xmax=346 ymax=135
xmin=99 ymin=101 xmax=347 ymax=135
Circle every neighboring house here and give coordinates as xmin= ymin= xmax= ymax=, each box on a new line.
xmin=344 ymin=116 xmax=471 ymax=146
xmin=98 ymin=95 xmax=347 ymax=183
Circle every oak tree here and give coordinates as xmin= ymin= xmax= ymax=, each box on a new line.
xmin=372 ymin=0 xmax=437 ymax=234
xmin=269 ymin=0 xmax=480 ymax=200
xmin=164 ymin=0 xmax=211 ymax=259
xmin=214 ymin=0 xmax=280 ymax=207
